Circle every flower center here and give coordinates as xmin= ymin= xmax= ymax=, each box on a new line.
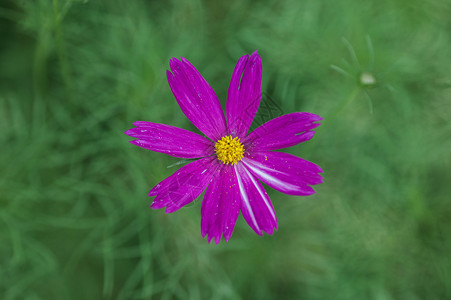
xmin=215 ymin=135 xmax=245 ymax=165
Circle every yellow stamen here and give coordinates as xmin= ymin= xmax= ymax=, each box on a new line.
xmin=215 ymin=135 xmax=245 ymax=165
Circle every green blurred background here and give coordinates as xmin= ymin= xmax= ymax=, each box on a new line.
xmin=1 ymin=0 xmax=450 ymax=299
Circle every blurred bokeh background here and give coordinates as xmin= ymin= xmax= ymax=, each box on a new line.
xmin=1 ymin=0 xmax=451 ymax=299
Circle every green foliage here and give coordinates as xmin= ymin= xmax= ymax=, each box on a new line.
xmin=1 ymin=0 xmax=450 ymax=299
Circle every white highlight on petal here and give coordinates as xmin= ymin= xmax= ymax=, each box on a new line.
xmin=234 ymin=165 xmax=260 ymax=233
xmin=242 ymin=158 xmax=299 ymax=193
xmin=241 ymin=166 xmax=276 ymax=222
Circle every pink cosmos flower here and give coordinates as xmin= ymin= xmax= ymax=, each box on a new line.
xmin=125 ymin=50 xmax=323 ymax=244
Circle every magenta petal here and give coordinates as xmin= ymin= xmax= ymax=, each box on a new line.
xmin=234 ymin=163 xmax=278 ymax=236
xmin=167 ymin=58 xmax=227 ymax=141
xmin=150 ymin=157 xmax=218 ymax=213
xmin=243 ymin=112 xmax=322 ymax=151
xmin=242 ymin=152 xmax=323 ymax=196
xmin=125 ymin=121 xmax=214 ymax=158
xmin=201 ymin=165 xmax=240 ymax=244
xmin=226 ymin=50 xmax=262 ymax=138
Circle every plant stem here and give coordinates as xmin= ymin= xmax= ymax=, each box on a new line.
xmin=322 ymin=87 xmax=360 ymax=130
xmin=53 ymin=0 xmax=73 ymax=99
xmin=303 ymin=87 xmax=360 ymax=154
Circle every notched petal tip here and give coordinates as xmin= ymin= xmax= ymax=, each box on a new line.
xmin=248 ymin=53 xmax=262 ymax=70
xmin=150 ymin=200 xmax=169 ymax=210
xmin=124 ymin=129 xmax=135 ymax=137
xmin=223 ymin=234 xmax=232 ymax=243
xmin=150 ymin=202 xmax=162 ymax=209
xmin=298 ymin=130 xmax=315 ymax=139
xmin=129 ymin=139 xmax=144 ymax=147
xmin=263 ymin=228 xmax=275 ymax=236
xmin=169 ymin=57 xmax=181 ymax=68
xmin=309 ymin=113 xmax=323 ymax=122
xmin=302 ymin=188 xmax=316 ymax=196
xmin=180 ymin=57 xmax=193 ymax=67
xmin=205 ymin=235 xmax=224 ymax=245
xmin=256 ymin=230 xmax=263 ymax=236
xmin=128 ymin=139 xmax=139 ymax=146
xmin=250 ymin=49 xmax=261 ymax=60
xmin=250 ymin=50 xmax=262 ymax=63
xmin=165 ymin=206 xmax=179 ymax=214
xmin=207 ymin=235 xmax=214 ymax=244
xmin=166 ymin=69 xmax=174 ymax=79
